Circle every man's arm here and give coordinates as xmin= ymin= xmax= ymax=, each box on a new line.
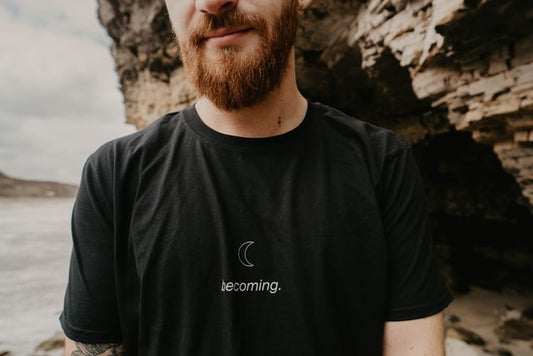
xmin=383 ymin=312 xmax=446 ymax=356
xmin=64 ymin=337 xmax=125 ymax=356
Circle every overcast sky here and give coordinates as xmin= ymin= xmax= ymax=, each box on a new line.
xmin=0 ymin=0 xmax=136 ymax=184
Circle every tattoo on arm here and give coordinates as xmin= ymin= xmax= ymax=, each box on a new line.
xmin=71 ymin=343 xmax=125 ymax=356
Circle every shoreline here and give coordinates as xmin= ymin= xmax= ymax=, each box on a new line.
xmin=0 ymin=172 xmax=78 ymax=199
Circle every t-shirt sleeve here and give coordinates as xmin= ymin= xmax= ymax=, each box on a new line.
xmin=59 ymin=149 xmax=123 ymax=343
xmin=379 ymin=141 xmax=452 ymax=321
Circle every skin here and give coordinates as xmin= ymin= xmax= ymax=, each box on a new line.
xmin=383 ymin=312 xmax=446 ymax=356
xmin=65 ymin=0 xmax=447 ymax=354
xmin=64 ymin=340 xmax=125 ymax=356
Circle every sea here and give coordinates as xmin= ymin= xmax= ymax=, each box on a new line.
xmin=0 ymin=198 xmax=74 ymax=355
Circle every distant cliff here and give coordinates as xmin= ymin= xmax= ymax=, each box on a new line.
xmin=0 ymin=171 xmax=78 ymax=198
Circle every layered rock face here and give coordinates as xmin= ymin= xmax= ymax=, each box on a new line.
xmin=97 ymin=0 xmax=533 ymax=290
xmin=97 ymin=0 xmax=194 ymax=129
xmin=296 ymin=0 xmax=533 ymax=210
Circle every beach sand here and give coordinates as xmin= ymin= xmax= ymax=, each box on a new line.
xmin=445 ymin=287 xmax=533 ymax=356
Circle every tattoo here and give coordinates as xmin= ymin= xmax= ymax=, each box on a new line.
xmin=71 ymin=343 xmax=125 ymax=356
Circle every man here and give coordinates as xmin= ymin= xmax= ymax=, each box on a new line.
xmin=61 ymin=0 xmax=452 ymax=354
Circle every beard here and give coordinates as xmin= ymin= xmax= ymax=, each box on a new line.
xmin=178 ymin=1 xmax=299 ymax=111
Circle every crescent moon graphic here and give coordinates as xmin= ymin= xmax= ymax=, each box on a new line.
xmin=238 ymin=241 xmax=255 ymax=268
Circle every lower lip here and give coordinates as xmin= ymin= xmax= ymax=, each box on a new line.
xmin=206 ymin=29 xmax=252 ymax=46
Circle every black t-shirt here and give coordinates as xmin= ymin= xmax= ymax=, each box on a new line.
xmin=60 ymin=101 xmax=452 ymax=355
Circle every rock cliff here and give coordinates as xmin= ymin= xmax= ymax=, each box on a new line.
xmin=0 ymin=171 xmax=77 ymax=198
xmin=97 ymin=0 xmax=533 ymax=291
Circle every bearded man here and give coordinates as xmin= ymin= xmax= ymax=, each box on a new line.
xmin=60 ymin=0 xmax=452 ymax=355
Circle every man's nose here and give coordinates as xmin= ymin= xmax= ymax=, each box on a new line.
xmin=195 ymin=0 xmax=237 ymax=16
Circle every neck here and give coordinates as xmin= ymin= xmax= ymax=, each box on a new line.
xmin=195 ymin=52 xmax=308 ymax=138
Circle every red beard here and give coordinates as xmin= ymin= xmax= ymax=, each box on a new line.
xmin=178 ymin=1 xmax=299 ymax=111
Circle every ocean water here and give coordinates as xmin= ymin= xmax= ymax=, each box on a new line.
xmin=0 ymin=198 xmax=74 ymax=355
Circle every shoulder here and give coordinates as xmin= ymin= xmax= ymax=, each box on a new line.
xmin=86 ymin=110 xmax=184 ymax=166
xmin=310 ymin=101 xmax=409 ymax=161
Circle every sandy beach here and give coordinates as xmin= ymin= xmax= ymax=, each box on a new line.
xmin=445 ymin=287 xmax=533 ymax=355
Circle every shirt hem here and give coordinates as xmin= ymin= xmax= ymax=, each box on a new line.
xmin=385 ymin=292 xmax=453 ymax=321
xmin=59 ymin=313 xmax=122 ymax=344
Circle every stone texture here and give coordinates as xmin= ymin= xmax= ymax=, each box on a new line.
xmin=496 ymin=318 xmax=533 ymax=342
xmin=447 ymin=326 xmax=487 ymax=346
xmin=445 ymin=287 xmax=533 ymax=356
xmin=97 ymin=0 xmax=195 ymax=129
xmin=345 ymin=0 xmax=533 ymax=209
xmin=32 ymin=332 xmax=65 ymax=356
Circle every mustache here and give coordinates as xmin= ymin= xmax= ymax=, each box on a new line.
xmin=189 ymin=9 xmax=268 ymax=47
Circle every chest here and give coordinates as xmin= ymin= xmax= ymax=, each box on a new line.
xmin=115 ymin=138 xmax=390 ymax=354
xmin=120 ymin=142 xmax=386 ymax=290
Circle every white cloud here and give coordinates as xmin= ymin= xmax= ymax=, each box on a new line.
xmin=0 ymin=1 xmax=136 ymax=184
xmin=1 ymin=0 xmax=109 ymax=44
xmin=0 ymin=5 xmax=121 ymax=120
xmin=3 ymin=116 xmax=135 ymax=184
